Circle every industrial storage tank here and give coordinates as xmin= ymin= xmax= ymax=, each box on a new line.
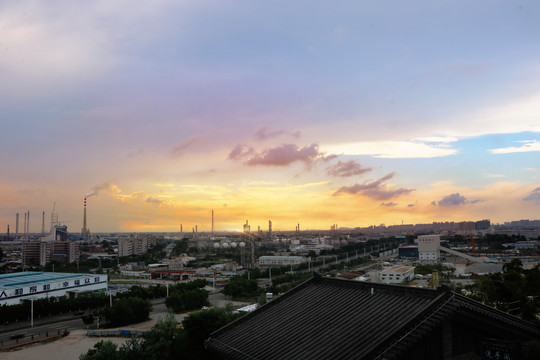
xmin=221 ymin=242 xmax=229 ymax=248
xmin=239 ymin=242 xmax=246 ymax=248
xmin=230 ymin=242 xmax=238 ymax=248
xmin=213 ymin=242 xmax=221 ymax=248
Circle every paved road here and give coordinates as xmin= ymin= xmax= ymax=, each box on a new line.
xmin=0 ymin=299 xmax=167 ymax=348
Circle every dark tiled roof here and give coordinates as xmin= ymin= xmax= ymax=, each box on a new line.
xmin=206 ymin=273 xmax=539 ymax=360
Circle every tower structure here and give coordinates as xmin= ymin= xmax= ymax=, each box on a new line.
xmin=50 ymin=202 xmax=59 ymax=235
xmin=212 ymin=209 xmax=214 ymax=233
xmin=268 ymin=220 xmax=272 ymax=241
xmin=15 ymin=213 xmax=19 ymax=238
xmin=81 ymin=198 xmax=89 ymax=240
xmin=41 ymin=211 xmax=45 ymax=237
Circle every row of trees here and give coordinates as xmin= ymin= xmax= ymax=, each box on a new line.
xmin=458 ymin=260 xmax=540 ymax=321
xmin=164 ymin=279 xmax=209 ymax=313
xmin=0 ymin=283 xmax=169 ymax=324
xmin=80 ymin=308 xmax=244 ymax=360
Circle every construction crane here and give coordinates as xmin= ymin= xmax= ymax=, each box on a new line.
xmin=469 ymin=239 xmax=477 ymax=257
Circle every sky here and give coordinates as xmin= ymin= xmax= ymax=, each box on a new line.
xmin=1 ymin=1 xmax=540 ymax=233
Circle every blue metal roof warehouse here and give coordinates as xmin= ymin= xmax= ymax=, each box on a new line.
xmin=0 ymin=272 xmax=108 ymax=305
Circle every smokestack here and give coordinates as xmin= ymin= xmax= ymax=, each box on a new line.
xmin=212 ymin=209 xmax=214 ymax=233
xmin=42 ymin=211 xmax=45 ymax=237
xmin=7 ymin=224 xmax=10 ymax=239
xmin=82 ymin=197 xmax=87 ymax=239
xmin=195 ymin=225 xmax=198 ymax=233
xmin=24 ymin=212 xmax=27 ymax=239
xmin=180 ymin=224 xmax=183 ymax=233
xmin=15 ymin=213 xmax=19 ymax=238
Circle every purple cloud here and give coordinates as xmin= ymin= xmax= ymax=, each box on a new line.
xmin=245 ymin=143 xmax=321 ymax=167
xmin=327 ymin=160 xmax=372 ymax=177
xmin=254 ymin=127 xmax=286 ymax=140
xmin=435 ymin=193 xmax=472 ymax=207
xmin=333 ymin=172 xmax=414 ymax=200
xmin=523 ymin=187 xmax=540 ymax=202
xmin=381 ymin=202 xmax=397 ymax=207
xmin=408 ymin=204 xmax=415 ymax=208
xmin=171 ymin=136 xmax=202 ymax=156
xmin=228 ymin=144 xmax=254 ymax=160
xmin=146 ymin=196 xmax=163 ymax=205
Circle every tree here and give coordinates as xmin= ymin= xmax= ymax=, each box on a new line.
xmin=79 ymin=340 xmax=120 ymax=360
xmin=222 ymin=277 xmax=259 ymax=299
xmin=503 ymin=258 xmax=523 ymax=273
xmin=142 ymin=315 xmax=185 ymax=360
xmin=102 ymin=297 xmax=151 ymax=327
xmin=118 ymin=338 xmax=147 ymax=360
xmin=182 ymin=308 xmax=244 ymax=358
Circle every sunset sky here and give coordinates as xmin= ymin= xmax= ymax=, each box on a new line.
xmin=1 ymin=1 xmax=540 ymax=233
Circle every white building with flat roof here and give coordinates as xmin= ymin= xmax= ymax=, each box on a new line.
xmin=379 ymin=265 xmax=415 ymax=284
xmin=0 ymin=272 xmax=108 ymax=306
xmin=417 ymin=235 xmax=440 ymax=261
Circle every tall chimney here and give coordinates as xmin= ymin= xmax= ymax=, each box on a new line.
xmin=42 ymin=211 xmax=45 ymax=237
xmin=212 ymin=209 xmax=214 ymax=233
xmin=180 ymin=224 xmax=183 ymax=233
xmin=82 ymin=197 xmax=87 ymax=239
xmin=15 ymin=213 xmax=19 ymax=238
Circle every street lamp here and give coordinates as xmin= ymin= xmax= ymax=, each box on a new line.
xmin=30 ymin=298 xmax=34 ymax=328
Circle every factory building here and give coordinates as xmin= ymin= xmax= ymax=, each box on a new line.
xmin=379 ymin=265 xmax=415 ymax=284
xmin=417 ymin=234 xmax=440 ymax=261
xmin=258 ymin=256 xmax=305 ymax=267
xmin=398 ymin=244 xmax=419 ymax=258
xmin=0 ymin=272 xmax=108 ymax=306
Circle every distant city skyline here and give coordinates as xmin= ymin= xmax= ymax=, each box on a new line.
xmin=1 ymin=2 xmax=539 ymax=232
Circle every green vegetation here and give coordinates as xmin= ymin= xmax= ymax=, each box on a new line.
xmin=102 ymin=297 xmax=152 ymax=327
xmin=80 ymin=309 xmax=244 ymax=360
xmin=414 ymin=263 xmax=454 ymax=276
xmin=458 ymin=260 xmax=540 ymax=321
xmin=222 ymin=276 xmax=259 ymax=299
xmin=170 ymin=239 xmax=189 ymax=257
xmin=164 ymin=279 xmax=210 ymax=313
xmin=0 ymin=283 xmax=166 ymax=325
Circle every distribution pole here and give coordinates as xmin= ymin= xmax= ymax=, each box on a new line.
xmin=30 ymin=299 xmax=34 ymax=328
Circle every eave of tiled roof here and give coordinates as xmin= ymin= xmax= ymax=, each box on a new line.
xmin=207 ymin=273 xmax=540 ymax=360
